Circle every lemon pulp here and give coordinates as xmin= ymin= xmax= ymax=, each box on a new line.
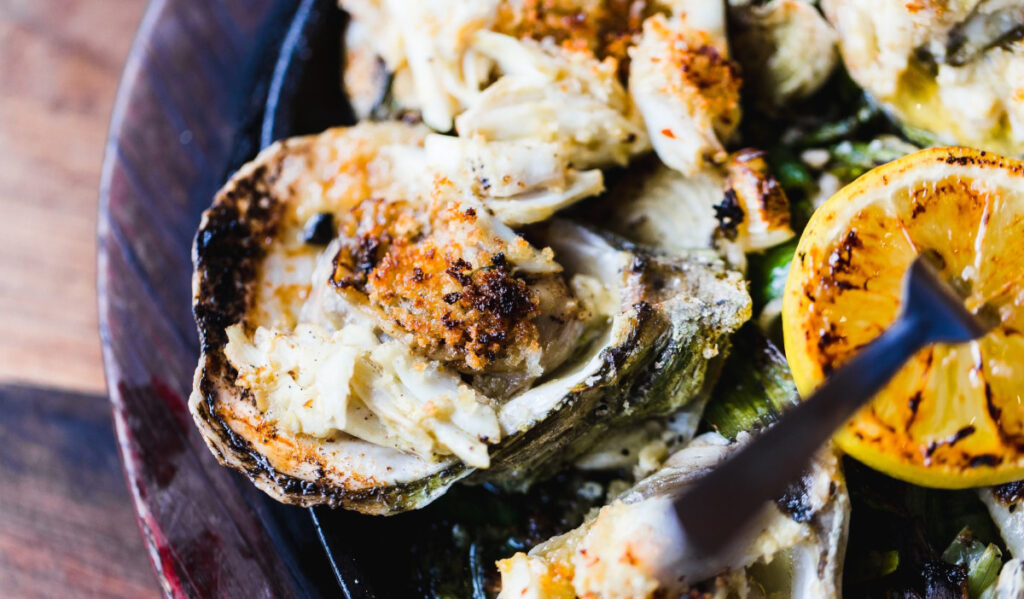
xmin=783 ymin=147 xmax=1024 ymax=488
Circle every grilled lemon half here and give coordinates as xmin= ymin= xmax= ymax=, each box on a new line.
xmin=783 ymin=147 xmax=1024 ymax=488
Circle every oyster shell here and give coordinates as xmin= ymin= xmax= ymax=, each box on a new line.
xmin=498 ymin=331 xmax=850 ymax=598
xmin=497 ymin=433 xmax=850 ymax=598
xmin=189 ymin=122 xmax=750 ymax=513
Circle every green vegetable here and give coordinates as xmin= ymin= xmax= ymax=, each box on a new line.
xmin=847 ymin=550 xmax=901 ymax=583
xmin=702 ymin=327 xmax=798 ymax=440
xmin=797 ymin=102 xmax=880 ymax=147
xmin=774 ymin=158 xmax=814 ymax=191
xmin=942 ymin=527 xmax=1003 ymax=599
xmin=904 ymin=487 xmax=1005 ymax=551
xmin=826 ymin=136 xmax=920 ymax=183
xmin=971 ymin=546 xmax=1003 ymax=598
xmin=766 ymin=149 xmax=816 ymax=231
xmin=747 ymin=238 xmax=798 ymax=311
xmin=899 ymin=123 xmax=946 ymax=149
xmin=843 ymin=458 xmax=1008 ymax=597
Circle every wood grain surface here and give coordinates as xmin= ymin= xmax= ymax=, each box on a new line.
xmin=0 ymin=1 xmax=160 ymax=597
xmin=0 ymin=385 xmax=160 ymax=598
xmin=0 ymin=0 xmax=145 ymax=393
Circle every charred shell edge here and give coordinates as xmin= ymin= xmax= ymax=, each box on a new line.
xmin=189 ymin=137 xmax=469 ymax=512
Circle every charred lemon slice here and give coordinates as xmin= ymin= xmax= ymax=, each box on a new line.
xmin=783 ymin=147 xmax=1024 ymax=488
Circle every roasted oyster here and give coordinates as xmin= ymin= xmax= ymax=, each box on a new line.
xmin=598 ymin=149 xmax=794 ymax=263
xmin=628 ymin=4 xmax=741 ymax=175
xmin=497 ymin=433 xmax=849 ymax=598
xmin=498 ymin=330 xmax=850 ymax=598
xmin=823 ymin=0 xmax=1024 ymax=155
xmin=728 ymin=0 xmax=839 ymax=109
xmin=338 ymin=0 xmax=742 ymax=174
xmin=189 ymin=122 xmax=750 ymax=513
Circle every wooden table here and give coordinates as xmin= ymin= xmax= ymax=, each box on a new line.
xmin=0 ymin=1 xmax=161 ymax=596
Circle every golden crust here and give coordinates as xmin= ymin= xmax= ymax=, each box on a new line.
xmin=331 ymin=196 xmax=561 ymax=373
xmin=494 ymin=0 xmax=652 ymax=76
xmin=652 ymin=18 xmax=741 ymax=140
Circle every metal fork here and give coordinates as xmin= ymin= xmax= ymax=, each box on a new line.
xmin=673 ymin=252 xmax=998 ymax=559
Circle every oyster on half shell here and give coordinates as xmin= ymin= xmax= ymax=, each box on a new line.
xmin=189 ymin=122 xmax=750 ymax=514
xmin=497 ymin=433 xmax=850 ymax=598
xmin=498 ymin=331 xmax=850 ymax=598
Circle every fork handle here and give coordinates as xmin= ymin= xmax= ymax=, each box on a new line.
xmin=674 ymin=314 xmax=930 ymax=555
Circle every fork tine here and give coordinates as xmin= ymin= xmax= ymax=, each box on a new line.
xmin=905 ymin=254 xmax=996 ymax=344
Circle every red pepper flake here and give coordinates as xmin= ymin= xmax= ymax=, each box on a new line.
xmin=661 ymin=128 xmax=675 ymax=138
